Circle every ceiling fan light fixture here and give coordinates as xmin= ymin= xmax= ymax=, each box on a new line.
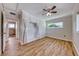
xmin=46 ymin=12 xmax=51 ymax=16
xmin=43 ymin=5 xmax=57 ymax=16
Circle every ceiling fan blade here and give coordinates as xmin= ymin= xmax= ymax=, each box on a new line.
xmin=51 ymin=6 xmax=56 ymax=10
xmin=42 ymin=13 xmax=47 ymax=15
xmin=51 ymin=11 xmax=57 ymax=13
xmin=43 ymin=9 xmax=47 ymax=11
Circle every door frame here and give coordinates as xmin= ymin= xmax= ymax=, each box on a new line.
xmin=7 ymin=22 xmax=16 ymax=37
xmin=1 ymin=11 xmax=4 ymax=54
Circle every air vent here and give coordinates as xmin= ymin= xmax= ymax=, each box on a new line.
xmin=10 ymin=12 xmax=16 ymax=15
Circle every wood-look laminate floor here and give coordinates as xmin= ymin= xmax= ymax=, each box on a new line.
xmin=4 ymin=37 xmax=74 ymax=56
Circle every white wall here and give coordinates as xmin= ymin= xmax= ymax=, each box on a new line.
xmin=72 ymin=4 xmax=79 ymax=55
xmin=46 ymin=15 xmax=72 ymax=41
xmin=19 ymin=10 xmax=46 ymax=44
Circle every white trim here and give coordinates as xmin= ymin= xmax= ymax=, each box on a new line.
xmin=47 ymin=36 xmax=72 ymax=42
xmin=20 ymin=35 xmax=46 ymax=45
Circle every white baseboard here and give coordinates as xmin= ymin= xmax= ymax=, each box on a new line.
xmin=20 ymin=35 xmax=46 ymax=45
xmin=20 ymin=35 xmax=72 ymax=45
xmin=19 ymin=40 xmax=25 ymax=45
xmin=47 ymin=36 xmax=72 ymax=42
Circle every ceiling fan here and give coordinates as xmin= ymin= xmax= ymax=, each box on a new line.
xmin=42 ymin=6 xmax=57 ymax=16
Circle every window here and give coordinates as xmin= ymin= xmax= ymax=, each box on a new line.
xmin=76 ymin=14 xmax=79 ymax=32
xmin=8 ymin=23 xmax=15 ymax=28
xmin=47 ymin=22 xmax=63 ymax=28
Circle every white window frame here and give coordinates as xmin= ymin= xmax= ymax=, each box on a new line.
xmin=47 ymin=22 xmax=64 ymax=29
xmin=76 ymin=14 xmax=79 ymax=32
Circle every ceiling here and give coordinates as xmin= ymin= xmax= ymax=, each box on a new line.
xmin=0 ymin=3 xmax=76 ymax=20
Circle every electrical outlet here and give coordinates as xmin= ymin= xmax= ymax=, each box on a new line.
xmin=64 ymin=35 xmax=66 ymax=37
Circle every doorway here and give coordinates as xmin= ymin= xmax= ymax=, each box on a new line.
xmin=3 ymin=22 xmax=18 ymax=55
xmin=8 ymin=22 xmax=16 ymax=37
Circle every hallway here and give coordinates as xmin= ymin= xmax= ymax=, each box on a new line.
xmin=4 ymin=37 xmax=74 ymax=56
xmin=4 ymin=37 xmax=20 ymax=56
